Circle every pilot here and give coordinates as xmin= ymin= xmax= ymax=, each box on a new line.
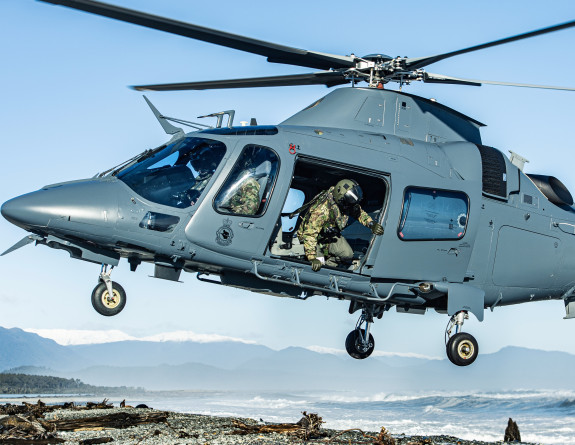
xmin=297 ymin=179 xmax=384 ymax=271
xmin=186 ymin=144 xmax=222 ymax=204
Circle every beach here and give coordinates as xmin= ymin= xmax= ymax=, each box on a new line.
xmin=0 ymin=401 xmax=535 ymax=445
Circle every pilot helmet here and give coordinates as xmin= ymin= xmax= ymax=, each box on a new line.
xmin=333 ymin=179 xmax=363 ymax=209
xmin=191 ymin=144 xmax=218 ymax=172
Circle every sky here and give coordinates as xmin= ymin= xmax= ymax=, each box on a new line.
xmin=1 ymin=0 xmax=575 ymax=359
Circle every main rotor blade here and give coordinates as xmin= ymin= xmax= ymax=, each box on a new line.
xmin=39 ymin=0 xmax=356 ymax=70
xmin=131 ymin=72 xmax=350 ymax=91
xmin=406 ymin=20 xmax=575 ymax=70
xmin=424 ymin=73 xmax=575 ymax=91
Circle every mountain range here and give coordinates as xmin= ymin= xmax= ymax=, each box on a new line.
xmin=1 ymin=326 xmax=574 ymax=392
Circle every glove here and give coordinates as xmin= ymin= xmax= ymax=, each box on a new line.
xmin=370 ymin=222 xmax=384 ymax=236
xmin=310 ymin=258 xmax=323 ymax=272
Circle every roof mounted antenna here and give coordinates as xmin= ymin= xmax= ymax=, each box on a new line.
xmin=509 ymin=150 xmax=529 ymax=171
xmin=143 ymin=96 xmax=185 ymax=142
xmin=198 ymin=110 xmax=235 ymax=128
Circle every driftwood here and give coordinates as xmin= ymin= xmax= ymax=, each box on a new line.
xmin=0 ymin=440 xmax=65 ymax=444
xmin=0 ymin=400 xmax=164 ymax=443
xmin=0 ymin=399 xmax=113 ymax=418
xmin=0 ymin=414 xmax=64 ymax=444
xmin=327 ymin=426 xmax=396 ymax=445
xmin=0 ymin=400 xmax=56 ymax=417
xmin=232 ymin=411 xmax=325 ymax=440
xmin=504 ymin=417 xmax=521 ymax=442
xmin=51 ymin=411 xmax=168 ymax=431
xmin=79 ymin=438 xmax=114 ymax=444
xmin=85 ymin=399 xmax=114 ymax=410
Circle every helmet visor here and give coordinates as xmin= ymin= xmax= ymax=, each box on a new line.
xmin=341 ymin=185 xmax=363 ymax=206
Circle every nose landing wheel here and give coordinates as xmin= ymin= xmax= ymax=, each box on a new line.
xmin=445 ymin=311 xmax=478 ymax=366
xmin=91 ymin=281 xmax=126 ymax=316
xmin=446 ymin=332 xmax=478 ymax=366
xmin=92 ymin=264 xmax=127 ymax=316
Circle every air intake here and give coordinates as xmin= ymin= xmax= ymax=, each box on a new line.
xmin=476 ymin=145 xmax=507 ymax=198
xmin=527 ymin=174 xmax=573 ymax=206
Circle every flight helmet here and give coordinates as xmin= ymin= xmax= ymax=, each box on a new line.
xmin=191 ymin=143 xmax=220 ymax=173
xmin=333 ymin=179 xmax=363 ymax=209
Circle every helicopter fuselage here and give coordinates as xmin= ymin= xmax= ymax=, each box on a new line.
xmin=3 ymin=87 xmax=575 ymax=364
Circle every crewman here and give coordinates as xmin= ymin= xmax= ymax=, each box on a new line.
xmin=297 ymin=179 xmax=384 ymax=271
xmin=228 ymin=172 xmax=261 ymax=215
xmin=220 ymin=147 xmax=272 ymax=215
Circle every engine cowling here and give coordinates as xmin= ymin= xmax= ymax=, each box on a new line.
xmin=527 ymin=174 xmax=574 ymax=206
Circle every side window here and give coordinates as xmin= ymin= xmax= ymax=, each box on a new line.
xmin=398 ymin=188 xmax=469 ymax=240
xmin=214 ymin=145 xmax=279 ymax=216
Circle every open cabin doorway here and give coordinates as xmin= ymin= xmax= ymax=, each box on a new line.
xmin=268 ymin=157 xmax=388 ymax=274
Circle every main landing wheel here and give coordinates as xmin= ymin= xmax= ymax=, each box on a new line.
xmin=91 ymin=281 xmax=126 ymax=316
xmin=345 ymin=329 xmax=375 ymax=360
xmin=446 ymin=332 xmax=478 ymax=366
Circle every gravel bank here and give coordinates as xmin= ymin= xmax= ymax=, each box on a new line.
xmin=31 ymin=406 xmax=535 ymax=445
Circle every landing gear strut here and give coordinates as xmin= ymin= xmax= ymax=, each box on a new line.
xmin=445 ymin=311 xmax=478 ymax=366
xmin=345 ymin=309 xmax=375 ymax=359
xmin=91 ymin=264 xmax=127 ymax=316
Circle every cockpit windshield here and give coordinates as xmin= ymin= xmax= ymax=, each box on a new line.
xmin=118 ymin=137 xmax=226 ymax=209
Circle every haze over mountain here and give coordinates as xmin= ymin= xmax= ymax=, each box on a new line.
xmin=2 ymin=326 xmax=574 ymax=392
xmin=0 ymin=327 xmax=91 ymax=371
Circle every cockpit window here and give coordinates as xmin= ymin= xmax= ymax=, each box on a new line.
xmin=118 ymin=137 xmax=226 ymax=208
xmin=214 ymin=145 xmax=279 ymax=216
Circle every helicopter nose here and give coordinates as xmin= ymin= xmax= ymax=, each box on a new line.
xmin=1 ymin=191 xmax=51 ymax=230
xmin=2 ymin=180 xmax=120 ymax=234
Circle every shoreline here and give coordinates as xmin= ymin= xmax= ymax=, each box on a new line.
xmin=0 ymin=400 xmax=536 ymax=445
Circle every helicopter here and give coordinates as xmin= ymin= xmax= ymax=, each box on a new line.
xmin=2 ymin=0 xmax=575 ymax=366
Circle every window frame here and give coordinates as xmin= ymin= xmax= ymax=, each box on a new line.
xmin=213 ymin=144 xmax=281 ymax=218
xmin=397 ymin=186 xmax=470 ymax=242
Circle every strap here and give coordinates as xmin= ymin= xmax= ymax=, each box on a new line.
xmin=287 ymin=190 xmax=328 ymax=218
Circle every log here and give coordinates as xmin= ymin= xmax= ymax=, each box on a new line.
xmin=232 ymin=411 xmax=325 ymax=440
xmin=0 ymin=439 xmax=64 ymax=444
xmin=51 ymin=411 xmax=168 ymax=431
xmin=0 ymin=414 xmax=63 ymax=443
xmin=79 ymin=438 xmax=114 ymax=444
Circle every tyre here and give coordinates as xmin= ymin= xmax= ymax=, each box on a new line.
xmin=345 ymin=329 xmax=375 ymax=360
xmin=446 ymin=332 xmax=478 ymax=366
xmin=91 ymin=281 xmax=127 ymax=316
xmin=445 ymin=336 xmax=457 ymax=365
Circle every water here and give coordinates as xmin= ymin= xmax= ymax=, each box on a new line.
xmin=132 ymin=389 xmax=575 ymax=444
xmin=3 ymin=390 xmax=574 ymax=444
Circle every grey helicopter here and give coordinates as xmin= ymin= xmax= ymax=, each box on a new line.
xmin=2 ymin=0 xmax=575 ymax=366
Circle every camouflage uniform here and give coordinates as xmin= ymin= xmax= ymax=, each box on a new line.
xmin=228 ymin=174 xmax=261 ymax=215
xmin=297 ymin=186 xmax=373 ymax=262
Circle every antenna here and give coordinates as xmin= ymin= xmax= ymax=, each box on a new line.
xmin=509 ymin=151 xmax=529 ymax=171
xmin=143 ymin=96 xmax=185 ymax=141
xmin=198 ymin=110 xmax=235 ymax=128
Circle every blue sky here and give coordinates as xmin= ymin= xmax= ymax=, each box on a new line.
xmin=1 ymin=0 xmax=575 ymax=358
